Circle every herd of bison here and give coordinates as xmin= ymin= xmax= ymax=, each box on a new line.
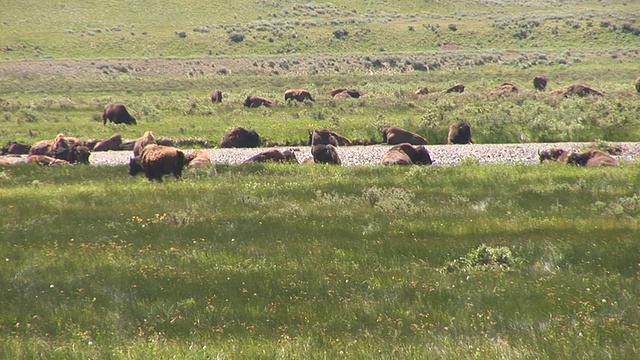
xmin=1 ymin=74 xmax=638 ymax=181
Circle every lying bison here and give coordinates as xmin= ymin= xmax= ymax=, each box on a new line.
xmin=332 ymin=89 xmax=364 ymax=98
xmin=133 ymin=131 xmax=157 ymax=157
xmin=447 ymin=121 xmax=472 ymax=144
xmin=444 ymin=83 xmax=465 ymax=93
xmin=29 ymin=139 xmax=54 ymax=156
xmin=552 ymin=84 xmax=604 ymax=97
xmin=102 ymin=103 xmax=137 ymax=125
xmin=308 ymin=129 xmax=352 ymax=147
xmin=413 ymin=87 xmax=429 ymax=96
xmin=382 ymin=126 xmax=428 ymax=145
xmin=567 ymin=149 xmax=618 ymax=167
xmin=1 ymin=141 xmax=30 ymax=155
xmin=184 ymin=150 xmax=212 ymax=167
xmin=220 ymin=127 xmax=261 ymax=148
xmin=311 ymin=144 xmax=341 ymax=165
xmin=533 ymin=75 xmax=548 ymax=91
xmin=242 ymin=149 xmax=298 ymax=164
xmin=243 ymin=95 xmax=274 ymax=108
xmin=284 ymin=89 xmax=313 ymax=102
xmin=211 ymin=89 xmax=223 ymax=103
xmin=489 ymin=82 xmax=520 ymax=96
xmin=93 ymin=133 xmax=123 ymax=152
xmin=539 ymin=148 xmax=569 ymax=163
xmin=26 ymin=155 xmax=68 ymax=166
xmin=381 ymin=143 xmax=433 ymax=165
xmin=129 ymin=144 xmax=186 ymax=182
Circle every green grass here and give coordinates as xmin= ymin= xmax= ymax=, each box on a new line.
xmin=1 ymin=162 xmax=640 ymax=358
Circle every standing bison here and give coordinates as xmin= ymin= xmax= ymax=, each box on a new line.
xmin=533 ymin=75 xmax=548 ymax=91
xmin=220 ymin=127 xmax=261 ymax=148
xmin=381 ymin=126 xmax=428 ymax=145
xmin=243 ymin=95 xmax=274 ymax=108
xmin=102 ymin=103 xmax=137 ymax=125
xmin=284 ymin=89 xmax=313 ymax=102
xmin=447 ymin=121 xmax=472 ymax=144
xmin=211 ymin=89 xmax=223 ymax=103
xmin=381 ymin=143 xmax=433 ymax=165
xmin=635 ymin=76 xmax=640 ymax=93
xmin=129 ymin=144 xmax=186 ymax=182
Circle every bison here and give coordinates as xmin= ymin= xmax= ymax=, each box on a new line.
xmin=533 ymin=75 xmax=548 ymax=91
xmin=444 ymin=83 xmax=465 ymax=93
xmin=102 ymin=103 xmax=137 ymax=125
xmin=636 ymin=76 xmax=640 ymax=94
xmin=382 ymin=126 xmax=428 ymax=145
xmin=26 ymin=155 xmax=68 ymax=166
xmin=243 ymin=95 xmax=274 ymax=108
xmin=332 ymin=89 xmax=364 ymax=98
xmin=381 ymin=143 xmax=433 ymax=165
xmin=552 ymin=84 xmax=604 ymax=97
xmin=93 ymin=133 xmax=123 ymax=152
xmin=447 ymin=121 xmax=473 ymax=144
xmin=538 ymin=148 xmax=570 ymax=163
xmin=132 ymin=131 xmax=157 ymax=157
xmin=414 ymin=87 xmax=429 ymax=96
xmin=129 ymin=144 xmax=186 ymax=182
xmin=220 ymin=127 xmax=261 ymax=148
xmin=308 ymin=129 xmax=352 ymax=147
xmin=29 ymin=139 xmax=54 ymax=156
xmin=184 ymin=150 xmax=212 ymax=167
xmin=284 ymin=89 xmax=313 ymax=102
xmin=567 ymin=149 xmax=618 ymax=167
xmin=211 ymin=89 xmax=223 ymax=103
xmin=489 ymin=82 xmax=520 ymax=96
xmin=311 ymin=144 xmax=341 ymax=165
xmin=242 ymin=149 xmax=298 ymax=164
xmin=1 ymin=141 xmax=31 ymax=155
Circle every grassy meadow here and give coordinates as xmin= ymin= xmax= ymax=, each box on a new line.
xmin=2 ymin=0 xmax=640 ymax=358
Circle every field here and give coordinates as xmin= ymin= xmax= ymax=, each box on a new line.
xmin=2 ymin=0 xmax=640 ymax=358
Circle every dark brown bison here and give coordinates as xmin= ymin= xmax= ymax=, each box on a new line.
xmin=242 ymin=149 xmax=298 ymax=164
xmin=29 ymin=139 xmax=54 ymax=156
xmin=414 ymin=87 xmax=429 ymax=95
xmin=533 ymin=75 xmax=548 ymax=91
xmin=311 ymin=144 xmax=341 ymax=165
xmin=243 ymin=95 xmax=274 ymax=108
xmin=93 ymin=134 xmax=123 ymax=152
xmin=50 ymin=135 xmax=90 ymax=164
xmin=567 ymin=149 xmax=618 ymax=167
xmin=489 ymin=82 xmax=520 ymax=96
xmin=539 ymin=148 xmax=570 ymax=163
xmin=444 ymin=84 xmax=465 ymax=93
xmin=447 ymin=121 xmax=473 ymax=144
xmin=133 ymin=131 xmax=157 ymax=157
xmin=332 ymin=89 xmax=364 ymax=98
xmin=635 ymin=76 xmax=640 ymax=93
xmin=102 ymin=103 xmax=137 ymax=125
xmin=1 ymin=141 xmax=31 ymax=155
xmin=220 ymin=127 xmax=261 ymax=148
xmin=381 ymin=143 xmax=433 ymax=165
xmin=308 ymin=129 xmax=352 ymax=147
xmin=184 ymin=150 xmax=212 ymax=167
xmin=129 ymin=144 xmax=186 ymax=182
xmin=329 ymin=88 xmax=347 ymax=97
xmin=211 ymin=89 xmax=223 ymax=103
xmin=382 ymin=126 xmax=428 ymax=145
xmin=26 ymin=155 xmax=69 ymax=166
xmin=552 ymin=84 xmax=604 ymax=97
xmin=284 ymin=89 xmax=314 ymax=102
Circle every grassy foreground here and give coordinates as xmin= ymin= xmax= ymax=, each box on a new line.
xmin=1 ymin=162 xmax=640 ymax=358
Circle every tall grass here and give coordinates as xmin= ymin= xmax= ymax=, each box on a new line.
xmin=1 ymin=162 xmax=639 ymax=358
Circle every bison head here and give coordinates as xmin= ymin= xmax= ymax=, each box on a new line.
xmin=128 ymin=156 xmax=143 ymax=176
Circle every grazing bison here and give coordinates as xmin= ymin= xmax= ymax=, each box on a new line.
xmin=1 ymin=141 xmax=31 ymax=155
xmin=332 ymin=89 xmax=364 ymax=98
xmin=533 ymin=75 xmax=548 ymax=91
xmin=489 ymin=82 xmax=520 ymax=96
xmin=381 ymin=143 xmax=433 ymax=165
xmin=636 ymin=76 xmax=640 ymax=93
xmin=93 ymin=133 xmax=123 ymax=152
xmin=381 ymin=126 xmax=428 ymax=145
xmin=414 ymin=87 xmax=429 ymax=95
xmin=211 ymin=89 xmax=223 ymax=103
xmin=184 ymin=150 xmax=212 ymax=167
xmin=133 ymin=131 xmax=157 ymax=157
xmin=552 ymin=84 xmax=604 ymax=97
xmin=129 ymin=144 xmax=186 ymax=182
xmin=444 ymin=84 xmax=465 ymax=93
xmin=284 ymin=89 xmax=314 ymax=102
xmin=102 ymin=103 xmax=137 ymax=125
xmin=26 ymin=155 xmax=68 ymax=166
xmin=220 ymin=127 xmax=261 ymax=148
xmin=567 ymin=149 xmax=618 ymax=167
xmin=311 ymin=144 xmax=341 ymax=165
xmin=243 ymin=95 xmax=274 ymax=108
xmin=538 ymin=148 xmax=570 ymax=163
xmin=242 ymin=149 xmax=298 ymax=164
xmin=447 ymin=121 xmax=473 ymax=144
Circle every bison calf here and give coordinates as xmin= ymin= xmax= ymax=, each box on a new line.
xmin=129 ymin=144 xmax=186 ymax=182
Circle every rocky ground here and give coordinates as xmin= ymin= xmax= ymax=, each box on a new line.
xmin=3 ymin=142 xmax=640 ymax=167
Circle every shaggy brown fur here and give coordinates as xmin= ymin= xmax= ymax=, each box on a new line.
xmin=211 ymin=89 xmax=223 ymax=103
xmin=414 ymin=87 xmax=429 ymax=95
xmin=552 ymin=84 xmax=605 ymax=97
xmin=444 ymin=84 xmax=465 ymax=93
xmin=332 ymin=89 xmax=364 ymax=98
xmin=538 ymin=148 xmax=570 ymax=163
xmin=243 ymin=95 xmax=274 ymax=108
xmin=533 ymin=75 xmax=548 ymax=91
xmin=381 ymin=126 xmax=428 ymax=145
xmin=567 ymin=149 xmax=618 ymax=167
xmin=29 ymin=139 xmax=54 ymax=156
xmin=311 ymin=144 xmax=341 ymax=165
xmin=93 ymin=134 xmax=123 ymax=152
xmin=1 ymin=141 xmax=31 ymax=155
xmin=184 ymin=150 xmax=212 ymax=167
xmin=26 ymin=155 xmax=69 ymax=166
xmin=489 ymin=82 xmax=520 ymax=96
xmin=220 ymin=127 xmax=261 ymax=148
xmin=242 ymin=149 xmax=298 ymax=164
xmin=447 ymin=122 xmax=473 ymax=144
xmin=102 ymin=103 xmax=137 ymax=125
xmin=129 ymin=144 xmax=186 ymax=182
xmin=133 ymin=131 xmax=157 ymax=157
xmin=381 ymin=143 xmax=433 ymax=165
xmin=284 ymin=89 xmax=314 ymax=102
xmin=636 ymin=76 xmax=640 ymax=94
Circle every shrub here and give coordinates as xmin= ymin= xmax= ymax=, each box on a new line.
xmin=444 ymin=244 xmax=521 ymax=272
